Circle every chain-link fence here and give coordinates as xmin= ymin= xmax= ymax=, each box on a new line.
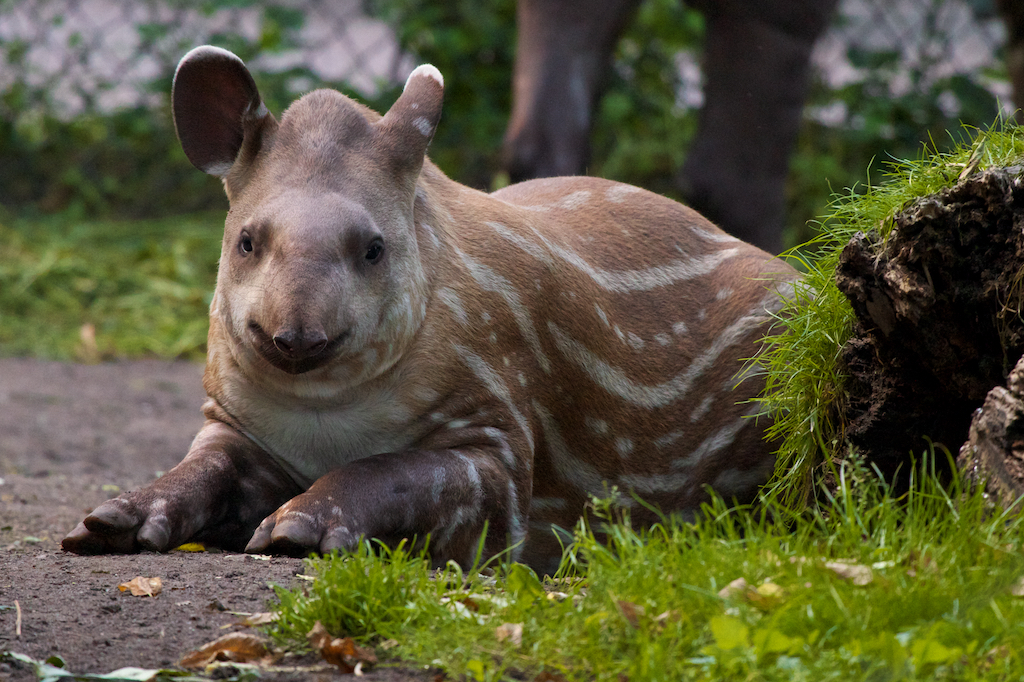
xmin=0 ymin=0 xmax=410 ymax=116
xmin=813 ymin=0 xmax=1009 ymax=123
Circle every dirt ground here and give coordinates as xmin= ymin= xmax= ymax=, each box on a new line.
xmin=0 ymin=358 xmax=435 ymax=681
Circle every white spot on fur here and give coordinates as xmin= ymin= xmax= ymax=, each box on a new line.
xmin=654 ymin=333 xmax=671 ymax=346
xmin=503 ymin=356 xmax=511 ymax=366
xmin=518 ymin=373 xmax=527 ymax=387
xmin=654 ymin=430 xmax=683 ymax=449
xmin=626 ymin=332 xmax=645 ymax=350
xmin=412 ymin=116 xmax=433 ymax=136
xmin=615 ymin=437 xmax=634 ymax=458
xmin=605 ymin=184 xmax=642 ymax=203
xmin=447 ymin=418 xmax=472 ymax=429
xmin=482 ymin=311 xmax=492 ymax=323
xmin=489 ymin=332 xmax=498 ymax=344
xmin=716 ymin=288 xmax=734 ymax=301
xmin=691 ymin=223 xmax=741 ymax=243
xmin=673 ymin=321 xmax=688 ymax=336
xmin=595 ymin=305 xmax=610 ymax=327
xmin=553 ymin=190 xmax=591 ymax=210
xmin=585 ymin=416 xmax=609 ymax=436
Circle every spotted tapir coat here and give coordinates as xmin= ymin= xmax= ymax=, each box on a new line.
xmin=62 ymin=46 xmax=798 ymax=573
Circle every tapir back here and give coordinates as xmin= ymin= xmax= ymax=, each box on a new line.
xmin=408 ymin=171 xmax=794 ymax=567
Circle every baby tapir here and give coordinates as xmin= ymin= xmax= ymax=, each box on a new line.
xmin=62 ymin=46 xmax=798 ymax=573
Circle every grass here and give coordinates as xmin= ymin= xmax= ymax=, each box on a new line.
xmin=0 ymin=210 xmax=222 ymax=360
xmin=268 ymin=457 xmax=1024 ymax=680
xmin=758 ymin=123 xmax=1024 ymax=508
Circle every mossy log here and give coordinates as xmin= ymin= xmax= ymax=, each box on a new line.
xmin=834 ymin=166 xmax=1024 ymax=484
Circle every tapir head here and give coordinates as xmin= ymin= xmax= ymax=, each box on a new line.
xmin=172 ymin=46 xmax=443 ymax=381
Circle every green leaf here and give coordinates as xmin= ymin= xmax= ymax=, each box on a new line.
xmin=505 ymin=563 xmax=545 ymax=601
xmin=465 ymin=658 xmax=486 ymax=681
xmin=709 ymin=615 xmax=749 ymax=651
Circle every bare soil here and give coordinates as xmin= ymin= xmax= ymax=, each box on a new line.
xmin=0 ymin=358 xmax=434 ymax=681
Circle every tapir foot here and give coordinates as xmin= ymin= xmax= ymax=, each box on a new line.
xmin=244 ymin=491 xmax=359 ymax=557
xmin=61 ymin=497 xmax=175 ymax=554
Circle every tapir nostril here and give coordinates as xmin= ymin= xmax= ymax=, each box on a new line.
xmin=272 ymin=333 xmax=296 ymax=356
xmin=272 ymin=329 xmax=328 ymax=359
xmin=308 ymin=337 xmax=328 ymax=356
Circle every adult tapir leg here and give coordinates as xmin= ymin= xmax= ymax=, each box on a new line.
xmin=502 ymin=0 xmax=640 ymax=182
xmin=62 ymin=420 xmax=302 ymax=554
xmin=678 ymin=0 xmax=838 ymax=253
xmin=998 ymin=0 xmax=1024 ymax=123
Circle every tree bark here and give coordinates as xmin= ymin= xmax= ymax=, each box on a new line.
xmin=958 ymin=353 xmax=1024 ymax=506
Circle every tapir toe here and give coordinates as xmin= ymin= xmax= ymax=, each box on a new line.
xmin=62 ymin=520 xmax=139 ymax=554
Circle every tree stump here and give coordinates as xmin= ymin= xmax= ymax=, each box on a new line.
xmin=834 ymin=166 xmax=1024 ymax=481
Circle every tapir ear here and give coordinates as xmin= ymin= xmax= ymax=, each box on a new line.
xmin=374 ymin=64 xmax=444 ymax=174
xmin=172 ymin=46 xmax=275 ymax=177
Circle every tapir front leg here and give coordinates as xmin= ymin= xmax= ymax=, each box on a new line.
xmin=62 ymin=420 xmax=303 ymax=554
xmin=246 ymin=448 xmax=523 ymax=567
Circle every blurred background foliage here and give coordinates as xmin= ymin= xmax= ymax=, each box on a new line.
xmin=0 ymin=0 xmax=1011 ymax=358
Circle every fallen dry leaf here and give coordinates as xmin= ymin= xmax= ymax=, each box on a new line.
xmin=118 ymin=576 xmax=162 ymax=597
xmin=179 ymin=632 xmax=280 ymax=668
xmin=496 ymin=622 xmax=523 ymax=647
xmin=653 ymin=610 xmax=680 ymax=624
xmin=615 ymin=600 xmax=644 ymax=628
xmin=717 ymin=577 xmax=749 ymax=600
xmin=236 ymin=611 xmax=279 ymax=627
xmin=825 ymin=561 xmax=873 ymax=586
xmin=307 ymin=621 xmax=377 ymax=673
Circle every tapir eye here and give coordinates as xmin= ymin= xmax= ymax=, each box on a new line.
xmin=238 ymin=232 xmax=254 ymax=256
xmin=364 ymin=238 xmax=385 ymax=264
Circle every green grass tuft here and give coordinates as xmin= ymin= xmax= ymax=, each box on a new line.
xmin=0 ymin=211 xmax=222 ymax=360
xmin=268 ymin=457 xmax=1024 ymax=680
xmin=758 ymin=123 xmax=1024 ymax=507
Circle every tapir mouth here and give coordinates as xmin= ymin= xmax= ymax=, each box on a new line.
xmin=246 ymin=321 xmax=347 ymax=375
